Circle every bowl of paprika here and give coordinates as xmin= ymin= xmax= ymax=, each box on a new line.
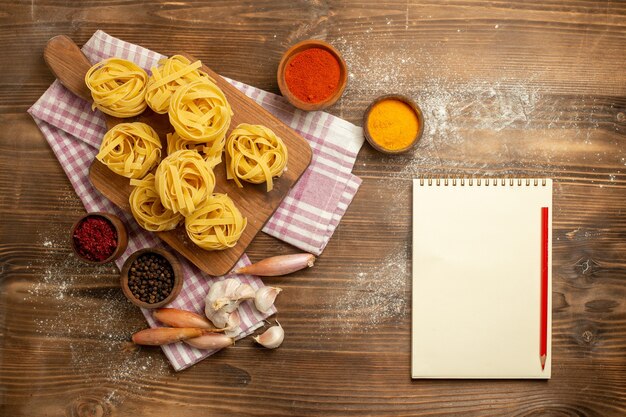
xmin=363 ymin=94 xmax=424 ymax=154
xmin=70 ymin=212 xmax=128 ymax=264
xmin=277 ymin=39 xmax=348 ymax=111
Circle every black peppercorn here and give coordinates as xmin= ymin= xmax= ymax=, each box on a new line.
xmin=127 ymin=253 xmax=175 ymax=304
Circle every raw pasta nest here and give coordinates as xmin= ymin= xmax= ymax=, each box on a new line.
xmin=226 ymin=123 xmax=288 ymax=192
xmin=129 ymin=174 xmax=183 ymax=231
xmin=155 ymin=150 xmax=215 ymax=217
xmin=167 ymin=131 xmax=223 ymax=169
xmin=169 ymin=79 xmax=233 ymax=143
xmin=146 ymin=55 xmax=215 ymax=114
xmin=85 ymin=58 xmax=148 ymax=118
xmin=96 ymin=122 xmax=162 ymax=179
xmin=185 ymin=193 xmax=247 ymax=250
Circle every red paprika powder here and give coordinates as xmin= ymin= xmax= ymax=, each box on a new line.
xmin=284 ymin=47 xmax=340 ymax=104
xmin=73 ymin=216 xmax=118 ymax=262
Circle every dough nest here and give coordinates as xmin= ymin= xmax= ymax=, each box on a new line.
xmin=85 ymin=58 xmax=148 ymax=118
xmin=169 ymin=79 xmax=233 ymax=144
xmin=145 ymin=55 xmax=215 ymax=114
xmin=185 ymin=193 xmax=247 ymax=250
xmin=129 ymin=173 xmax=183 ymax=231
xmin=167 ymin=131 xmax=223 ymax=169
xmin=154 ymin=149 xmax=216 ymax=217
xmin=225 ymin=123 xmax=288 ymax=192
xmin=96 ymin=122 xmax=162 ymax=179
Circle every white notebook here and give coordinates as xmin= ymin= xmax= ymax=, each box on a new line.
xmin=412 ymin=178 xmax=552 ymax=379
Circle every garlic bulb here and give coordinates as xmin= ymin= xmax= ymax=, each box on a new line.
xmin=253 ymin=322 xmax=284 ymax=349
xmin=205 ymin=279 xmax=254 ymax=334
xmin=205 ymin=278 xmax=255 ymax=314
xmin=254 ymin=286 xmax=282 ymax=313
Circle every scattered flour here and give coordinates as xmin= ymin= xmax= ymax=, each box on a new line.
xmin=329 ymin=244 xmax=410 ymax=334
xmin=27 ymin=233 xmax=170 ymax=404
xmin=335 ymin=34 xmax=608 ymax=180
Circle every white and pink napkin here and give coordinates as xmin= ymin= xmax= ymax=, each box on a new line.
xmin=29 ymin=30 xmax=363 ymax=371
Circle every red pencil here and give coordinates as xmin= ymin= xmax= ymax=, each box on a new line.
xmin=540 ymin=207 xmax=549 ymax=370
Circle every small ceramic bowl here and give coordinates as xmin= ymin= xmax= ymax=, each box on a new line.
xmin=70 ymin=212 xmax=128 ymax=264
xmin=363 ymin=94 xmax=425 ymax=155
xmin=120 ymin=247 xmax=183 ymax=309
xmin=277 ymin=39 xmax=348 ymax=111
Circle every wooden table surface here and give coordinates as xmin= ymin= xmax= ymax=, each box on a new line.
xmin=1 ymin=1 xmax=625 ymax=416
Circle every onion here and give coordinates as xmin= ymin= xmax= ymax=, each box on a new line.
xmin=131 ymin=327 xmax=205 ymax=346
xmin=235 ymin=253 xmax=315 ymax=276
xmin=153 ymin=308 xmax=223 ymax=331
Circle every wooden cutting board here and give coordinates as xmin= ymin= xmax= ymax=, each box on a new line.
xmin=44 ymin=35 xmax=312 ymax=276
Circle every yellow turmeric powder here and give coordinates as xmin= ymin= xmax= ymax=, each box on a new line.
xmin=366 ymin=99 xmax=419 ymax=151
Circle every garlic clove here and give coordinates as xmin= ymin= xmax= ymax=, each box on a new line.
xmin=208 ymin=310 xmax=240 ymax=338
xmin=227 ymin=309 xmax=241 ymax=330
xmin=207 ymin=308 xmax=228 ymax=329
xmin=253 ymin=322 xmax=284 ymax=349
xmin=223 ymin=310 xmax=242 ymax=337
xmin=254 ymin=286 xmax=282 ymax=313
xmin=224 ymin=327 xmax=240 ymax=338
xmin=207 ymin=308 xmax=241 ymax=334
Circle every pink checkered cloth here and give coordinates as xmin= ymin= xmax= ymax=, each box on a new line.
xmin=28 ymin=31 xmax=363 ymax=371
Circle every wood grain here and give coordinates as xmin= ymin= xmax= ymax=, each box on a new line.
xmin=45 ymin=35 xmax=313 ymax=276
xmin=1 ymin=1 xmax=625 ymax=416
xmin=44 ymin=35 xmax=92 ymax=102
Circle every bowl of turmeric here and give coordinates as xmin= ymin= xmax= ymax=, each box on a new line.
xmin=363 ymin=94 xmax=424 ymax=154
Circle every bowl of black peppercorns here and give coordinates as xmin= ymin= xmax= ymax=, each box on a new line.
xmin=120 ymin=248 xmax=183 ymax=309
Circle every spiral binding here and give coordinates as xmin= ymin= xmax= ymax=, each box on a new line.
xmin=417 ymin=177 xmax=548 ymax=186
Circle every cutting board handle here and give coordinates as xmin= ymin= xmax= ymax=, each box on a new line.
xmin=44 ymin=35 xmax=93 ymax=102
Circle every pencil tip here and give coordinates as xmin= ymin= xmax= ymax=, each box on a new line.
xmin=540 ymin=354 xmax=546 ymax=370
